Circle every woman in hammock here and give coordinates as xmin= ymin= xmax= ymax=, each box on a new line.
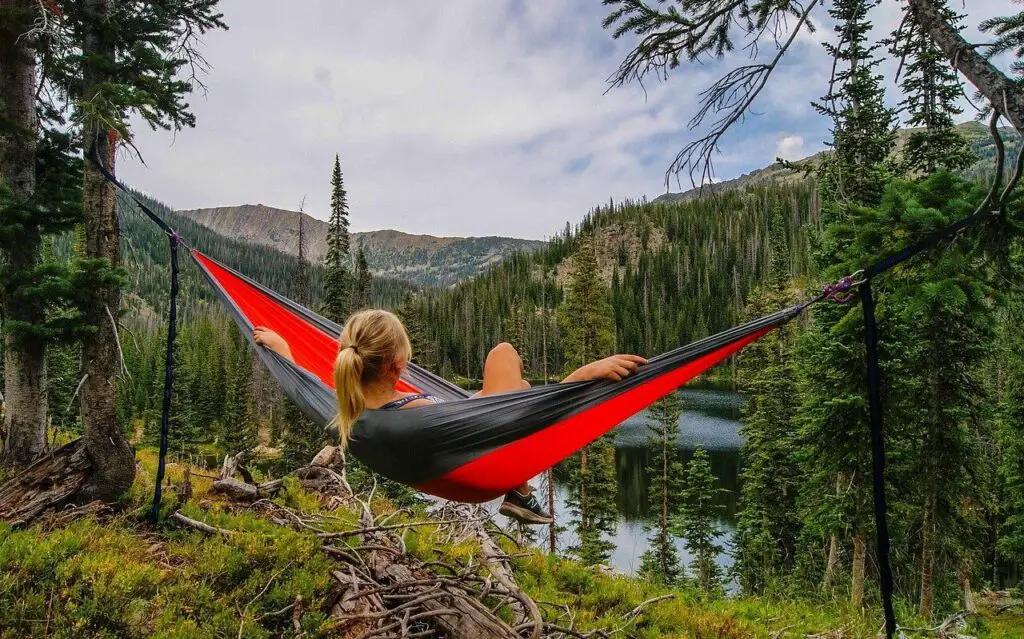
xmin=253 ymin=309 xmax=646 ymax=525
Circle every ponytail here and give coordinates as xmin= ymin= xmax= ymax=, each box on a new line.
xmin=333 ymin=345 xmax=365 ymax=447
xmin=332 ymin=309 xmax=412 ymax=447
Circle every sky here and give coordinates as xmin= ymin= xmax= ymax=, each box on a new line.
xmin=118 ymin=0 xmax=1012 ymax=240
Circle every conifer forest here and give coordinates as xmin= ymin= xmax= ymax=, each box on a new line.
xmin=1 ymin=1 xmax=1024 ymax=638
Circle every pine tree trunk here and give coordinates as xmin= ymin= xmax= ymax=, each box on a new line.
xmin=661 ymin=419 xmax=669 ymax=578
xmin=547 ymin=468 xmax=556 ymax=554
xmin=959 ymin=565 xmax=977 ymax=615
xmin=79 ymin=0 xmax=135 ymax=502
xmin=909 ymin=0 xmax=1024 ymax=131
xmin=580 ymin=448 xmax=589 ymax=540
xmin=920 ymin=489 xmax=937 ymax=620
xmin=851 ymin=534 xmax=866 ymax=607
xmin=0 ymin=0 xmax=48 ymax=469
xmin=823 ymin=535 xmax=839 ymax=592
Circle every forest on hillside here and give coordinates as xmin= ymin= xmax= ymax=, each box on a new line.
xmin=1 ymin=0 xmax=1024 ymax=638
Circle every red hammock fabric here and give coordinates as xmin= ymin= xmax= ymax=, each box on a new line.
xmin=193 ymin=251 xmax=420 ymax=394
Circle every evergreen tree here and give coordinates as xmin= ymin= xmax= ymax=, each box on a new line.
xmin=322 ymin=154 xmax=351 ymax=323
xmin=734 ymin=207 xmax=803 ymax=593
xmin=294 ymin=200 xmax=310 ymax=306
xmin=396 ymin=292 xmax=437 ymax=371
xmin=559 ymin=236 xmax=618 ymax=565
xmin=799 ymin=0 xmax=899 ymax=607
xmin=35 ymin=0 xmax=227 ymax=499
xmin=997 ymin=301 xmax=1024 ymax=592
xmin=639 ymin=393 xmax=686 ymax=585
xmin=890 ymin=1 xmax=975 ymax=176
xmin=675 ymin=447 xmax=726 ymax=596
xmin=350 ymin=248 xmax=371 ymax=312
xmin=219 ymin=333 xmax=255 ymax=456
xmin=814 ymin=0 xmax=898 ymax=214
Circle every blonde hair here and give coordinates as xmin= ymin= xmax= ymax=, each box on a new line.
xmin=333 ymin=309 xmax=412 ymax=446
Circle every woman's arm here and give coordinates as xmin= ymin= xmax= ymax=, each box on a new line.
xmin=562 ymin=354 xmax=647 ymax=383
xmin=253 ymin=327 xmax=295 ymax=363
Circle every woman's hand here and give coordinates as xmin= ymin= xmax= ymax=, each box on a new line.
xmin=563 ymin=354 xmax=648 ymax=383
xmin=253 ymin=326 xmax=294 ymax=363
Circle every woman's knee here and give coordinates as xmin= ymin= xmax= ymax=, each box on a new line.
xmin=488 ymin=342 xmax=519 ymax=362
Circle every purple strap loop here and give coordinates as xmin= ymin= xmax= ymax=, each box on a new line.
xmin=820 ymin=269 xmax=865 ymax=304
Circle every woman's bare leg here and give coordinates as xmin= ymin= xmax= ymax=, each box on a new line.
xmin=480 ymin=342 xmax=530 ymax=396
xmin=480 ymin=343 xmax=536 ymax=497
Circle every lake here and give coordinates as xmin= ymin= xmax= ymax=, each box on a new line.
xmin=492 ymin=388 xmax=745 ymax=577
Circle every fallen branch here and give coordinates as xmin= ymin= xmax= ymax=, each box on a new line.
xmin=170 ymin=511 xmax=236 ymax=537
xmin=316 ymin=518 xmax=483 ymax=539
xmin=622 ymin=594 xmax=675 ymax=620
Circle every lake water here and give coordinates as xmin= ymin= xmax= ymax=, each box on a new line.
xmin=492 ymin=388 xmax=745 ymax=577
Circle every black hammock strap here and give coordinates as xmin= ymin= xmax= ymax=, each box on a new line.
xmin=95 ymin=156 xmax=1002 ymax=638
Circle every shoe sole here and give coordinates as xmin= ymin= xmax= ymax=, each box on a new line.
xmin=499 ymin=502 xmax=553 ymax=525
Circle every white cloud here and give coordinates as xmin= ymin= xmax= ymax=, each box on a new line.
xmin=776 ymin=135 xmax=807 ymax=161
xmin=116 ymin=0 xmax=1013 ymax=240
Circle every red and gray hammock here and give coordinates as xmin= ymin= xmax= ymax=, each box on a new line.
xmin=193 ymin=251 xmax=801 ymax=502
xmin=97 ymin=159 xmax=1000 ymax=639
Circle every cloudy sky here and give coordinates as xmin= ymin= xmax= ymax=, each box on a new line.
xmin=119 ymin=1 xmax=1011 ymax=239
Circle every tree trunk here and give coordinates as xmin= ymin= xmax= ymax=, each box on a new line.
xmin=547 ymin=468 xmax=557 ymax=554
xmin=851 ymin=533 xmax=866 ymax=607
xmin=909 ymin=0 xmax=1024 ymax=131
xmin=661 ymin=418 xmax=669 ymax=577
xmin=959 ymin=565 xmax=977 ymax=615
xmin=0 ymin=0 xmax=48 ymax=469
xmin=79 ymin=0 xmax=135 ymax=502
xmin=920 ymin=489 xmax=937 ymax=620
xmin=580 ymin=448 xmax=588 ymax=538
xmin=823 ymin=535 xmax=839 ymax=592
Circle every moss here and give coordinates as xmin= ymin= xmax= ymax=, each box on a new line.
xmin=1 ymin=455 xmax=1021 ymax=639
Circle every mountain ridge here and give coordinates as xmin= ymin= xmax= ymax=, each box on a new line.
xmin=178 ymin=204 xmax=545 ymax=287
xmin=651 ymin=120 xmax=1020 ymax=205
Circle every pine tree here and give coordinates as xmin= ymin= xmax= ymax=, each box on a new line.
xmin=814 ymin=0 xmax=897 ymax=214
xmin=396 ymin=292 xmax=436 ymax=371
xmin=322 ymin=155 xmax=351 ymax=323
xmin=800 ymin=0 xmax=899 ymax=607
xmin=350 ymin=248 xmax=371 ymax=312
xmin=294 ymin=199 xmax=310 ymax=306
xmin=37 ymin=0 xmax=227 ymax=499
xmin=997 ymin=301 xmax=1024 ymax=592
xmin=890 ymin=1 xmax=975 ymax=176
xmin=503 ymin=297 xmax=528 ymax=373
xmin=734 ymin=207 xmax=803 ymax=593
xmin=219 ymin=333 xmax=255 ymax=456
xmin=639 ymin=393 xmax=686 ymax=585
xmin=559 ymin=236 xmax=618 ymax=565
xmin=675 ymin=447 xmax=726 ymax=596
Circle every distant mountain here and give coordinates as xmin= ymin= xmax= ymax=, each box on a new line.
xmin=652 ymin=121 xmax=1020 ymax=204
xmin=178 ymin=204 xmax=545 ymax=287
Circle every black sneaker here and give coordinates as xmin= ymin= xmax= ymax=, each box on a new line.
xmin=499 ymin=486 xmax=553 ymax=525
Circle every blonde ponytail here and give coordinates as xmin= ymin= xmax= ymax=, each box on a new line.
xmin=333 ymin=309 xmax=412 ymax=446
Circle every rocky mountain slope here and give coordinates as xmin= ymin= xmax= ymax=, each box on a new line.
xmin=653 ymin=120 xmax=1019 ymax=204
xmin=178 ymin=204 xmax=544 ymax=287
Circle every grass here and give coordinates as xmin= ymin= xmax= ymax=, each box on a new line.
xmin=0 ymin=451 xmax=1021 ymax=638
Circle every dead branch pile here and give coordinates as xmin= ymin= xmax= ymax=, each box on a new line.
xmin=171 ymin=446 xmax=666 ymax=639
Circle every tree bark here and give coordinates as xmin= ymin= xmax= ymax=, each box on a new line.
xmin=851 ymin=533 xmax=866 ymax=607
xmin=823 ymin=535 xmax=839 ymax=592
xmin=909 ymin=0 xmax=1024 ymax=131
xmin=920 ymin=487 xmax=937 ymax=620
xmin=0 ymin=0 xmax=48 ymax=469
xmin=959 ymin=565 xmax=977 ymax=615
xmin=661 ymin=417 xmax=669 ymax=578
xmin=79 ymin=0 xmax=135 ymax=502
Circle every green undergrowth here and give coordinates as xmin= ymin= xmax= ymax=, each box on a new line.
xmin=1 ymin=453 xmax=1021 ymax=638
